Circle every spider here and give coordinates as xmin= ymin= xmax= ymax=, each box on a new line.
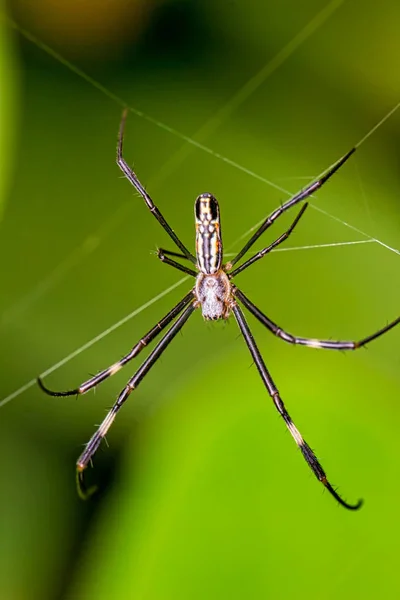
xmin=38 ymin=109 xmax=400 ymax=508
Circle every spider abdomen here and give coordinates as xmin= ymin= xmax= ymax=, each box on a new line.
xmin=195 ymin=271 xmax=232 ymax=320
xmin=195 ymin=193 xmax=223 ymax=274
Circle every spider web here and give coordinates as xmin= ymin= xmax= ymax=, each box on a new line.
xmin=2 ymin=6 xmax=400 ymax=600
xmin=0 ymin=6 xmax=399 ymax=409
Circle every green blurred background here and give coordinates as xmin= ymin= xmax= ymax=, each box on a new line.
xmin=1 ymin=1 xmax=400 ymax=598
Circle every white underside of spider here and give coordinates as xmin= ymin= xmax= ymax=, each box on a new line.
xmin=194 ymin=270 xmax=233 ymax=320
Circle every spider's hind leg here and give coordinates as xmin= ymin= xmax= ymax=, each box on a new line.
xmin=232 ymin=300 xmax=363 ymax=511
xmin=76 ymin=468 xmax=98 ymax=500
xmin=73 ymin=301 xmax=196 ymax=498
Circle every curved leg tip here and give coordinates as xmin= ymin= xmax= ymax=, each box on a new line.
xmin=37 ymin=376 xmax=55 ymax=395
xmin=76 ymin=469 xmax=98 ymax=501
xmin=37 ymin=376 xmax=78 ymax=397
xmin=323 ymin=478 xmax=363 ymax=511
xmin=347 ymin=497 xmax=363 ymax=511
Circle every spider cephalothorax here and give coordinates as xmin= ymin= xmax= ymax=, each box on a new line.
xmin=195 ymin=270 xmax=233 ymax=320
xmin=38 ymin=109 xmax=400 ymax=509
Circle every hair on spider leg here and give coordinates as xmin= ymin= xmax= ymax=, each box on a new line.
xmin=246 ymin=359 xmax=257 ymax=372
xmin=322 ymin=480 xmax=363 ymax=511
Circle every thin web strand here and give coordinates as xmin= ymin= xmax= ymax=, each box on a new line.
xmin=355 ymin=102 xmax=400 ymax=148
xmin=312 ymin=205 xmax=400 ymax=257
xmin=0 ymin=1 xmax=359 ymax=326
xmin=0 ymin=238 xmax=375 ymax=408
xmin=224 ymin=238 xmax=374 ymax=257
xmin=1 ymin=0 xmax=345 ymax=177
xmin=152 ymin=0 xmax=347 ymax=182
xmin=1 ymin=2 xmax=342 ymax=325
xmin=0 ymin=14 xmax=399 ymax=408
xmin=226 ymin=150 xmax=400 ymax=257
xmin=0 ymin=276 xmax=189 ymax=408
xmin=1 ymin=202 xmax=133 ymax=326
xmin=1 ymin=235 xmax=101 ymax=326
xmin=354 ymin=161 xmax=374 ymax=231
xmin=2 ymin=12 xmax=400 ymax=257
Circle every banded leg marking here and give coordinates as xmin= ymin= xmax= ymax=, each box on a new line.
xmin=232 ymin=302 xmax=362 ymax=510
xmin=228 ymin=203 xmax=308 ymax=277
xmin=117 ymin=109 xmax=196 ymax=264
xmin=76 ymin=301 xmax=196 ymax=497
xmin=235 ymin=288 xmax=400 ymax=351
xmin=37 ymin=291 xmax=194 ymax=397
xmin=229 ymin=148 xmax=355 ymax=269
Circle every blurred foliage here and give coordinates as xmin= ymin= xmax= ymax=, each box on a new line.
xmin=0 ymin=1 xmax=400 ymax=599
xmin=10 ymin=0 xmax=157 ymax=61
xmin=0 ymin=8 xmax=19 ymax=219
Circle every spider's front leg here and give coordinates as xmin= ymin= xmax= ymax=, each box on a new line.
xmin=228 ymin=147 xmax=355 ymax=268
xmin=117 ymin=109 xmax=196 ymax=264
xmin=227 ymin=203 xmax=308 ymax=277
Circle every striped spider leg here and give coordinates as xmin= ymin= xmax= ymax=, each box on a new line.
xmin=224 ymin=146 xmax=356 ymax=271
xmin=117 ymin=108 xmax=197 ymax=265
xmin=231 ymin=303 xmax=361 ymax=510
xmin=234 ymin=288 xmax=400 ymax=351
xmin=38 ymin=111 xmax=400 ymax=507
xmin=38 ymin=291 xmax=196 ymax=498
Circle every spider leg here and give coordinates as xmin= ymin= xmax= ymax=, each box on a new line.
xmin=157 ymin=249 xmax=198 ymax=277
xmin=158 ymin=248 xmax=191 ymax=261
xmin=232 ymin=301 xmax=362 ymax=510
xmin=77 ymin=301 xmax=196 ymax=498
xmin=235 ymin=288 xmax=400 ymax=350
xmin=117 ymin=109 xmax=196 ymax=264
xmin=229 ymin=148 xmax=355 ymax=268
xmin=228 ymin=203 xmax=307 ymax=277
xmin=37 ymin=291 xmax=194 ymax=397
